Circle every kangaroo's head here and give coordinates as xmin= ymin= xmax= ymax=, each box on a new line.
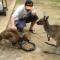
xmin=37 ymin=16 xmax=49 ymax=25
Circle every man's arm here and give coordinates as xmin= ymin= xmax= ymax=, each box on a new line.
xmin=10 ymin=17 xmax=17 ymax=30
xmin=10 ymin=5 xmax=24 ymax=30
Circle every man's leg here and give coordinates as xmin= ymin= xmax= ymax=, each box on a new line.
xmin=29 ymin=20 xmax=36 ymax=32
xmin=28 ymin=15 xmax=38 ymax=33
xmin=15 ymin=20 xmax=26 ymax=32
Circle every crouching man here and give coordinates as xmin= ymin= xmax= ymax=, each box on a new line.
xmin=11 ymin=0 xmax=38 ymax=33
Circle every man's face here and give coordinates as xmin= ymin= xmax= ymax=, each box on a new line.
xmin=25 ymin=5 xmax=33 ymax=12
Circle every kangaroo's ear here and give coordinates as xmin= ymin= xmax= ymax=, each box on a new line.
xmin=46 ymin=16 xmax=49 ymax=20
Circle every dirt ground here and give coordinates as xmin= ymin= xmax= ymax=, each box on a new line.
xmin=0 ymin=0 xmax=14 ymax=32
xmin=0 ymin=0 xmax=60 ymax=60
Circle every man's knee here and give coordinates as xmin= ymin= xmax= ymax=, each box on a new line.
xmin=33 ymin=15 xmax=38 ymax=21
xmin=15 ymin=20 xmax=26 ymax=32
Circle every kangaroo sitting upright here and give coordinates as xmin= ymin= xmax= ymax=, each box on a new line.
xmin=37 ymin=16 xmax=60 ymax=55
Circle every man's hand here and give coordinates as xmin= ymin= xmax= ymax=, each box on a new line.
xmin=10 ymin=17 xmax=17 ymax=31
xmin=10 ymin=25 xmax=17 ymax=31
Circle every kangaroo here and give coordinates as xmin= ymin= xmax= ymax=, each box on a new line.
xmin=0 ymin=29 xmax=20 ymax=46
xmin=0 ymin=29 xmax=31 ymax=46
xmin=37 ymin=16 xmax=60 ymax=55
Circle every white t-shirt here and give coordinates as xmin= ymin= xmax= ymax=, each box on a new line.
xmin=12 ymin=4 xmax=36 ymax=20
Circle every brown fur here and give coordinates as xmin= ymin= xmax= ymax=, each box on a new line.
xmin=37 ymin=16 xmax=60 ymax=54
xmin=37 ymin=16 xmax=60 ymax=46
xmin=0 ymin=29 xmax=20 ymax=44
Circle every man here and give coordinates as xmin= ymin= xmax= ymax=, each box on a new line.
xmin=11 ymin=0 xmax=38 ymax=33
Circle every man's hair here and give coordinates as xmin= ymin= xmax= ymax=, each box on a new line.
xmin=25 ymin=0 xmax=33 ymax=6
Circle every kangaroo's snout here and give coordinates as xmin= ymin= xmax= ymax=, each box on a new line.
xmin=37 ymin=19 xmax=44 ymax=25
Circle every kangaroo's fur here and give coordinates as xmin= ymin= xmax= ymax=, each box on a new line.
xmin=37 ymin=16 xmax=60 ymax=54
xmin=0 ymin=29 xmax=20 ymax=45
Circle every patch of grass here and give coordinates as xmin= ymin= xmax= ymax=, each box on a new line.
xmin=49 ymin=0 xmax=60 ymax=9
xmin=47 ymin=0 xmax=60 ymax=9
xmin=34 ymin=0 xmax=60 ymax=9
xmin=16 ymin=0 xmax=23 ymax=4
xmin=16 ymin=0 xmax=20 ymax=3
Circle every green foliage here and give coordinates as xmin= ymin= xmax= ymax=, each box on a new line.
xmin=16 ymin=0 xmax=23 ymax=4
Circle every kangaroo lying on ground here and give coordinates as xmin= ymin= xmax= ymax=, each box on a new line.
xmin=0 ymin=29 xmax=30 ymax=45
xmin=0 ymin=29 xmax=21 ymax=46
xmin=37 ymin=16 xmax=60 ymax=55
